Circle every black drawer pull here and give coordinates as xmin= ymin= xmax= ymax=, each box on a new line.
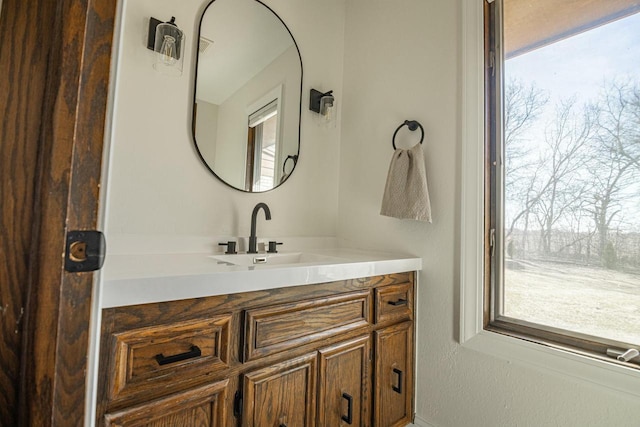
xmin=155 ymin=345 xmax=201 ymax=366
xmin=388 ymin=299 xmax=407 ymax=306
xmin=392 ymin=368 xmax=403 ymax=394
xmin=342 ymin=392 xmax=353 ymax=424
xmin=279 ymin=424 xmax=287 ymax=427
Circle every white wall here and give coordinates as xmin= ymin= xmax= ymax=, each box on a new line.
xmin=194 ymin=100 xmax=218 ymax=164
xmin=338 ymin=1 xmax=640 ymax=426
xmin=104 ymin=0 xmax=345 ymax=246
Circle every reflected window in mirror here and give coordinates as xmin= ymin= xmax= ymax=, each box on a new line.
xmin=247 ymin=99 xmax=279 ymax=191
xmin=192 ymin=0 xmax=302 ymax=192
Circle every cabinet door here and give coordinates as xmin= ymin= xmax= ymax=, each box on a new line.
xmin=318 ymin=336 xmax=371 ymax=427
xmin=243 ymin=352 xmax=317 ymax=427
xmin=374 ymin=321 xmax=413 ymax=427
xmin=104 ymin=379 xmax=229 ymax=427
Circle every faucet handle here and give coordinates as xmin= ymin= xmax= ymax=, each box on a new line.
xmin=218 ymin=241 xmax=237 ymax=254
xmin=267 ymin=241 xmax=283 ymax=253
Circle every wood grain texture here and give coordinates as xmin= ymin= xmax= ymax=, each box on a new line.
xmin=374 ymin=283 xmax=413 ymax=325
xmin=103 ymin=274 xmax=411 ymax=330
xmin=317 ymin=335 xmax=371 ymax=427
xmin=243 ymin=352 xmax=317 ymax=427
xmin=104 ymin=379 xmax=229 ymax=427
xmin=96 ymin=273 xmax=416 ymax=426
xmin=244 ymin=290 xmax=370 ymax=362
xmin=16 ymin=0 xmax=117 ymax=425
xmin=0 ymin=1 xmax=58 ymax=424
xmin=374 ymin=321 xmax=414 ymax=427
xmin=111 ymin=315 xmax=231 ymax=401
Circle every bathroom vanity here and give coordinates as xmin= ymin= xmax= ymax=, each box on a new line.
xmin=94 ymin=250 xmax=420 ymax=427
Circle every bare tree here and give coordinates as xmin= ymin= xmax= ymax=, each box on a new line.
xmin=584 ymin=81 xmax=640 ymax=266
xmin=504 ymin=79 xmax=548 ymax=193
xmin=504 ymin=79 xmax=640 ymax=267
xmin=534 ymin=98 xmax=595 ymax=255
xmin=503 ymin=79 xmax=548 ymax=255
xmin=597 ymin=80 xmax=640 ymax=170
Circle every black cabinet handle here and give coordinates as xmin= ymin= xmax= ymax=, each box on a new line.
xmin=233 ymin=391 xmax=243 ymax=418
xmin=388 ymin=299 xmax=407 ymax=306
xmin=279 ymin=424 xmax=287 ymax=427
xmin=392 ymin=368 xmax=403 ymax=394
xmin=342 ymin=392 xmax=353 ymax=424
xmin=155 ymin=345 xmax=201 ymax=366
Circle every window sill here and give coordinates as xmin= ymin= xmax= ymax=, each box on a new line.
xmin=462 ymin=328 xmax=640 ymax=398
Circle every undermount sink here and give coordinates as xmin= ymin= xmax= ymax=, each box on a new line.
xmin=210 ymin=252 xmax=346 ymax=267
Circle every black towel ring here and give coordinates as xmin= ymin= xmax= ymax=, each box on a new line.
xmin=392 ymin=120 xmax=424 ymax=150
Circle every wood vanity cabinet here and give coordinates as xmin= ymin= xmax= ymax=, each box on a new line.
xmin=96 ymin=272 xmax=415 ymax=427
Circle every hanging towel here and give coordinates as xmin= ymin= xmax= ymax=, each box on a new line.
xmin=380 ymin=142 xmax=432 ymax=222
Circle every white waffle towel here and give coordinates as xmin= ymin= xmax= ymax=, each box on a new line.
xmin=380 ymin=143 xmax=432 ymax=222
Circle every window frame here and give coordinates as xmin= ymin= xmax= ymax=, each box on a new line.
xmin=244 ymin=85 xmax=284 ymax=191
xmin=486 ymin=0 xmax=640 ymax=363
xmin=460 ymin=0 xmax=640 ymax=397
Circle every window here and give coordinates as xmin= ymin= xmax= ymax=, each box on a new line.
xmin=246 ymin=99 xmax=279 ymax=191
xmin=486 ymin=0 xmax=640 ymax=366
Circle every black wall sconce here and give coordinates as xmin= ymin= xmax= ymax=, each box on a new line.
xmin=309 ymin=89 xmax=336 ymax=124
xmin=147 ymin=16 xmax=184 ymax=76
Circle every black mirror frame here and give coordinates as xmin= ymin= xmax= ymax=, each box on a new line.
xmin=191 ymin=0 xmax=303 ymax=193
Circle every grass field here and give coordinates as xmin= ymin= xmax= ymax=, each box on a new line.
xmin=504 ymin=259 xmax=640 ymax=346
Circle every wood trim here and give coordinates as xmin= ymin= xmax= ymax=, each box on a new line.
xmin=0 ymin=1 xmax=59 ymax=425
xmin=18 ymin=0 xmax=117 ymax=425
xmin=483 ymin=0 xmax=496 ymax=327
xmin=504 ymin=0 xmax=640 ymax=58
xmin=246 ymin=127 xmax=256 ymax=191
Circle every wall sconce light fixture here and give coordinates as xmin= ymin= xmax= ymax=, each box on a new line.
xmin=147 ymin=16 xmax=184 ymax=76
xmin=309 ymin=89 xmax=336 ymax=124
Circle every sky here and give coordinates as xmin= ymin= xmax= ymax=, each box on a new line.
xmin=506 ymin=12 xmax=640 ymax=105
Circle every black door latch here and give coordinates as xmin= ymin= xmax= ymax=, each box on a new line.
xmin=64 ymin=230 xmax=106 ymax=273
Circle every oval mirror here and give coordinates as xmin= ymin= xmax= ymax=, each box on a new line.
xmin=192 ymin=0 xmax=302 ymax=192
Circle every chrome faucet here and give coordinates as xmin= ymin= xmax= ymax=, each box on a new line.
xmin=248 ymin=202 xmax=271 ymax=254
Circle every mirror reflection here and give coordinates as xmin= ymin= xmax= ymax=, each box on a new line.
xmin=193 ymin=0 xmax=302 ymax=192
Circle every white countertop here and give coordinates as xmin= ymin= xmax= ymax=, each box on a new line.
xmin=100 ymin=248 xmax=422 ymax=308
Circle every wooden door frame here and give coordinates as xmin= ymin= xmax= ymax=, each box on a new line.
xmin=0 ymin=0 xmax=59 ymax=423
xmin=0 ymin=0 xmax=117 ymax=425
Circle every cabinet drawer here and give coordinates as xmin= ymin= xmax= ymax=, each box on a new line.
xmin=244 ymin=290 xmax=371 ymax=362
xmin=109 ymin=314 xmax=231 ymax=401
xmin=105 ymin=379 xmax=229 ymax=427
xmin=374 ymin=283 xmax=413 ymax=324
